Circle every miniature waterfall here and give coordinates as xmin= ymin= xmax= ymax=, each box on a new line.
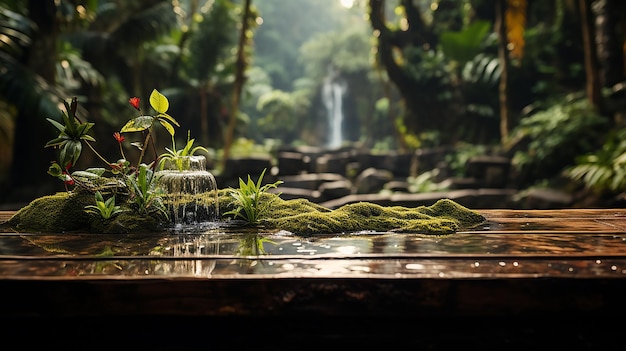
xmin=156 ymin=155 xmax=219 ymax=225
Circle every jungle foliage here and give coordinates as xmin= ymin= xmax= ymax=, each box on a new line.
xmin=1 ymin=0 xmax=626 ymax=206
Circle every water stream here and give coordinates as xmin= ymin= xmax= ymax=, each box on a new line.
xmin=322 ymin=66 xmax=347 ymax=148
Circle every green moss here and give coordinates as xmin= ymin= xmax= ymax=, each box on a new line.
xmin=7 ymin=192 xmax=93 ymax=233
xmin=7 ymin=191 xmax=165 ymax=234
xmin=6 ymin=188 xmax=484 ymax=236
xmin=258 ymin=196 xmax=485 ymax=235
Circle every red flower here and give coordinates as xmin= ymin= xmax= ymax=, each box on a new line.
xmin=113 ymin=132 xmax=125 ymax=143
xmin=129 ymin=97 xmax=140 ymax=111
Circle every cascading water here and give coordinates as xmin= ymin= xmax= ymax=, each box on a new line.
xmin=322 ymin=67 xmax=347 ymax=148
xmin=156 ymin=155 xmax=220 ymax=226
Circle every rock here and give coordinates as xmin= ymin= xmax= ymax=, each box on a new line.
xmin=353 ymin=167 xmax=394 ymax=194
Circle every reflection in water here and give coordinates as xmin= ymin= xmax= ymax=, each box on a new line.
xmin=152 ymin=234 xmax=220 ymax=276
xmin=4 ymin=210 xmax=626 ymax=278
xmin=236 ymin=234 xmax=274 ymax=256
xmin=152 ymin=231 xmax=278 ymax=275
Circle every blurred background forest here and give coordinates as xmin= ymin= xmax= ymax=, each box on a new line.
xmin=1 ymin=0 xmax=626 ymax=209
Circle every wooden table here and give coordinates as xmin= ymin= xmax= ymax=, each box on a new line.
xmin=2 ymin=209 xmax=626 ymax=349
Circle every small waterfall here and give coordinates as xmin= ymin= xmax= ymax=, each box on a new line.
xmin=322 ymin=67 xmax=347 ymax=148
xmin=156 ymin=155 xmax=220 ymax=225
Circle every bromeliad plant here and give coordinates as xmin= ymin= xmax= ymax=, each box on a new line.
xmin=224 ymin=168 xmax=283 ymax=224
xmin=44 ymin=89 xmax=198 ymax=221
xmin=126 ymin=163 xmax=168 ymax=217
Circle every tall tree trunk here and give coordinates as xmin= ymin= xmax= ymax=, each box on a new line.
xmin=591 ymin=0 xmax=625 ymax=123
xmin=591 ymin=0 xmax=623 ymax=87
xmin=8 ymin=0 xmax=62 ymax=202
xmin=579 ymin=0 xmax=603 ymax=110
xmin=221 ymin=0 xmax=251 ymax=171
xmin=496 ymin=0 xmax=511 ymax=143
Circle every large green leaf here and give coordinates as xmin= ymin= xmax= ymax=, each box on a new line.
xmin=120 ymin=116 xmax=154 ymax=132
xmin=440 ymin=20 xmax=491 ymax=66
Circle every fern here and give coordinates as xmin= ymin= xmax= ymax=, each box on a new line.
xmin=565 ymin=128 xmax=626 ymax=192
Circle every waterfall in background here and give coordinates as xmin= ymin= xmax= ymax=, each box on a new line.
xmin=322 ymin=68 xmax=347 ymax=148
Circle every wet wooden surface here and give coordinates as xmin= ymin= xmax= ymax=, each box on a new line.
xmin=2 ymin=208 xmax=626 ymax=349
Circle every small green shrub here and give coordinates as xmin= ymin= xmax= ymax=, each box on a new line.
xmin=565 ymin=128 xmax=626 ymax=193
xmin=224 ymin=168 xmax=283 ymax=224
xmin=506 ymin=94 xmax=607 ymax=185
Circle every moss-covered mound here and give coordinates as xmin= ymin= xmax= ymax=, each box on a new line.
xmin=4 ymin=189 xmax=485 ymax=235
xmin=6 ymin=192 xmax=94 ymax=233
xmin=261 ymin=196 xmax=485 ymax=235
xmin=6 ymin=191 xmax=163 ymax=234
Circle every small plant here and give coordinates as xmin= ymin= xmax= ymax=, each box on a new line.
xmin=121 ymin=89 xmax=181 ymax=168
xmin=565 ymin=128 xmax=626 ymax=193
xmin=45 ymin=97 xmax=98 ymax=170
xmin=84 ymin=191 xmax=125 ymax=220
xmin=224 ymin=168 xmax=283 ymax=224
xmin=45 ymin=89 xmax=182 ymax=189
xmin=158 ymin=130 xmax=211 ymax=171
xmin=505 ymin=94 xmax=607 ymax=184
xmin=43 ymin=89 xmax=210 ymax=226
xmin=126 ymin=163 xmax=168 ymax=218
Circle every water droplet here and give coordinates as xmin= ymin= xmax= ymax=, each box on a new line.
xmin=406 ymin=263 xmax=425 ymax=270
xmin=568 ymin=267 xmax=574 ymax=272
xmin=611 ymin=265 xmax=618 ymax=271
xmin=513 ymin=261 xmax=519 ymax=267
xmin=438 ymin=272 xmax=445 ymax=277
xmin=596 ymin=259 xmax=602 ymax=264
xmin=498 ymin=261 xmax=506 ymax=267
xmin=473 ymin=261 xmax=480 ymax=267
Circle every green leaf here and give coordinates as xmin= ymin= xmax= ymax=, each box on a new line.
xmin=45 ymin=137 xmax=68 ymax=148
xmin=60 ymin=140 xmax=82 ymax=167
xmin=81 ymin=134 xmax=96 ymax=142
xmin=158 ymin=119 xmax=176 ymax=136
xmin=157 ymin=113 xmax=180 ymax=127
xmin=149 ymin=89 xmax=169 ymax=114
xmin=47 ymin=163 xmax=63 ymax=177
xmin=46 ymin=118 xmax=66 ymax=132
xmin=120 ymin=116 xmax=154 ymax=132
xmin=76 ymin=122 xmax=96 ymax=138
xmin=72 ymin=168 xmax=106 ymax=179
xmin=94 ymin=191 xmax=105 ymax=203
xmin=440 ymin=20 xmax=491 ymax=65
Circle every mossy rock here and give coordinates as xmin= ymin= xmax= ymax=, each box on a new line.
xmin=7 ymin=192 xmax=93 ymax=233
xmin=6 ymin=191 xmax=164 ymax=234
